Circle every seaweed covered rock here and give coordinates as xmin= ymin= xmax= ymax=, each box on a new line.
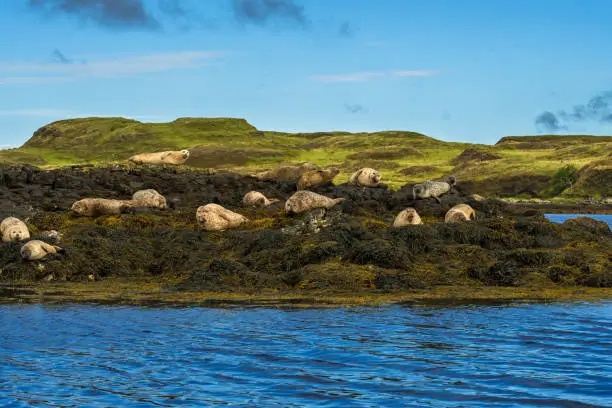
xmin=563 ymin=216 xmax=611 ymax=235
xmin=0 ymin=164 xmax=610 ymax=294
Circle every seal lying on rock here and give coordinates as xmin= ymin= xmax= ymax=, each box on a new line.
xmin=242 ymin=191 xmax=280 ymax=207
xmin=249 ymin=162 xmax=319 ymax=182
xmin=71 ymin=198 xmax=137 ymax=217
xmin=39 ymin=230 xmax=62 ymax=243
xmin=21 ymin=240 xmax=64 ymax=261
xmin=392 ymin=208 xmax=423 ymax=227
xmin=445 ymin=204 xmax=476 ymax=223
xmin=0 ymin=217 xmax=30 ymax=242
xmin=413 ymin=179 xmax=452 ymax=203
xmin=350 ymin=168 xmax=382 ymax=187
xmin=196 ymin=203 xmax=249 ymax=231
xmin=297 ymin=167 xmax=340 ymax=190
xmin=132 ymin=189 xmax=167 ymax=209
xmin=127 ymin=150 xmax=190 ymax=165
xmin=285 ymin=191 xmax=345 ymax=214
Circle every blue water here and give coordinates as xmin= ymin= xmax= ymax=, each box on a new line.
xmin=1 ymin=303 xmax=611 ymax=407
xmin=545 ymin=213 xmax=612 ymax=228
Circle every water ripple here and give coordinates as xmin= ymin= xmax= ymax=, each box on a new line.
xmin=0 ymin=302 xmax=611 ymax=407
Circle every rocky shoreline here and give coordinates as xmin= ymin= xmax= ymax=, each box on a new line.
xmin=0 ymin=164 xmax=611 ymax=303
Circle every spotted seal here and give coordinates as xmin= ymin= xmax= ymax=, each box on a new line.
xmin=297 ymin=167 xmax=340 ymax=190
xmin=196 ymin=203 xmax=249 ymax=231
xmin=0 ymin=217 xmax=30 ymax=242
xmin=445 ymin=204 xmax=476 ymax=223
xmin=71 ymin=198 xmax=137 ymax=217
xmin=285 ymin=191 xmax=345 ymax=214
xmin=21 ymin=240 xmax=65 ymax=261
xmin=350 ymin=168 xmax=382 ymax=187
xmin=391 ymin=208 xmax=423 ymax=227
xmin=128 ymin=149 xmax=190 ymax=165
xmin=132 ymin=189 xmax=167 ymax=209
xmin=413 ymin=178 xmax=453 ymax=203
xmin=242 ymin=191 xmax=280 ymax=207
xmin=249 ymin=162 xmax=319 ymax=182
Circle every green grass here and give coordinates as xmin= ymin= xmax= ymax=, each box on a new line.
xmin=1 ymin=117 xmax=611 ymax=197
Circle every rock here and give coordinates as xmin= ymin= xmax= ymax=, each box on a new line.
xmin=563 ymin=216 xmax=611 ymax=235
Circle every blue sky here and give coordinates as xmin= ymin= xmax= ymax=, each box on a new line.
xmin=1 ymin=0 xmax=612 ymax=148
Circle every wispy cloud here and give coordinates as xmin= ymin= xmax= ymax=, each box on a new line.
xmin=310 ymin=69 xmax=439 ymax=83
xmin=0 ymin=50 xmax=223 ymax=85
xmin=344 ymin=104 xmax=367 ymax=114
xmin=0 ymin=109 xmax=164 ymax=121
xmin=534 ymin=91 xmax=612 ymax=132
xmin=0 ymin=144 xmax=17 ymax=150
xmin=29 ymin=0 xmax=161 ymax=30
xmin=232 ymin=0 xmax=308 ymax=28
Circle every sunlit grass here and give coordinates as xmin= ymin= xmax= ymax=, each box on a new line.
xmin=3 ymin=116 xmax=611 ymax=196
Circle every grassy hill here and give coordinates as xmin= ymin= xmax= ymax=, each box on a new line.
xmin=1 ymin=117 xmax=611 ymax=198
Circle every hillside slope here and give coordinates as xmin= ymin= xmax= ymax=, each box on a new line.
xmin=1 ymin=117 xmax=611 ymax=198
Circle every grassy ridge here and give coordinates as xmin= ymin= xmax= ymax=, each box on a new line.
xmin=1 ymin=117 xmax=611 ymax=197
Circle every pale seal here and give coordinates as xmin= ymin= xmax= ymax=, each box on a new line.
xmin=21 ymin=240 xmax=65 ymax=261
xmin=132 ymin=189 xmax=168 ymax=209
xmin=249 ymin=162 xmax=319 ymax=182
xmin=1 ymin=217 xmax=30 ymax=242
xmin=242 ymin=191 xmax=280 ymax=207
xmin=445 ymin=204 xmax=476 ymax=223
xmin=350 ymin=168 xmax=382 ymax=187
xmin=196 ymin=203 xmax=249 ymax=231
xmin=71 ymin=198 xmax=137 ymax=217
xmin=285 ymin=191 xmax=345 ymax=214
xmin=128 ymin=149 xmax=190 ymax=165
xmin=392 ymin=208 xmax=423 ymax=227
xmin=297 ymin=167 xmax=340 ymax=190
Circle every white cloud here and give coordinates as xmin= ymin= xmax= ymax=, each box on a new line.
xmin=0 ymin=51 xmax=223 ymax=85
xmin=0 ymin=145 xmax=17 ymax=149
xmin=310 ymin=69 xmax=439 ymax=83
xmin=0 ymin=109 xmax=165 ymax=121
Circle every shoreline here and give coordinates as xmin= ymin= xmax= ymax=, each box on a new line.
xmin=2 ymin=279 xmax=612 ymax=308
xmin=500 ymin=200 xmax=612 ymax=215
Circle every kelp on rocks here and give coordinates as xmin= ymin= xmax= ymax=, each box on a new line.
xmin=0 ymin=164 xmax=610 ymax=294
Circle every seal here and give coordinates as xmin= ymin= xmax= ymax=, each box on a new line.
xmin=71 ymin=198 xmax=137 ymax=217
xmin=392 ymin=207 xmax=423 ymax=227
xmin=128 ymin=149 xmax=190 ymax=165
xmin=39 ymin=230 xmax=62 ymax=243
xmin=297 ymin=167 xmax=340 ymax=190
xmin=285 ymin=191 xmax=345 ymax=214
xmin=0 ymin=217 xmax=30 ymax=242
xmin=350 ymin=168 xmax=382 ymax=187
xmin=196 ymin=203 xmax=249 ymax=231
xmin=413 ymin=180 xmax=451 ymax=203
xmin=20 ymin=240 xmax=65 ymax=261
xmin=132 ymin=189 xmax=168 ymax=209
xmin=242 ymin=191 xmax=280 ymax=207
xmin=249 ymin=162 xmax=319 ymax=182
xmin=445 ymin=204 xmax=476 ymax=223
